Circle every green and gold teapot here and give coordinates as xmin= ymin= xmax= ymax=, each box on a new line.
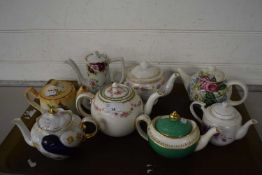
xmin=136 ymin=112 xmax=218 ymax=158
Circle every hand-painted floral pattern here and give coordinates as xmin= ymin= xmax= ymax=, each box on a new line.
xmin=93 ymin=99 xmax=142 ymax=118
xmin=189 ymin=71 xmax=228 ymax=106
xmin=87 ymin=62 xmax=108 ymax=74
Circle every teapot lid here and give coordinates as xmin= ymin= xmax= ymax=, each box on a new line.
xmin=127 ymin=61 xmax=163 ymax=83
xmin=98 ymin=83 xmax=136 ymax=103
xmin=155 ymin=112 xmax=192 ymax=138
xmin=40 ymin=80 xmax=75 ymax=100
xmin=198 ymin=66 xmax=225 ymax=82
xmin=210 ymin=102 xmax=237 ymax=120
xmin=37 ymin=108 xmax=72 ymax=132
xmin=85 ymin=51 xmax=108 ymax=63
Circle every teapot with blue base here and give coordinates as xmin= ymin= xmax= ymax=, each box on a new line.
xmin=13 ymin=107 xmax=97 ymax=160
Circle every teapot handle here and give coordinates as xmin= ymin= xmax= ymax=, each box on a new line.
xmin=135 ymin=114 xmax=151 ymax=141
xmin=190 ymin=101 xmax=205 ymax=124
xmin=109 ymin=57 xmax=125 ymax=83
xmin=226 ymin=80 xmax=248 ymax=106
xmin=76 ymin=87 xmax=95 ymax=119
xmin=81 ymin=116 xmax=98 ymax=139
xmin=25 ymin=87 xmax=43 ymax=113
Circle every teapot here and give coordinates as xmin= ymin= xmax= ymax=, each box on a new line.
xmin=76 ymin=83 xmax=168 ymax=137
xmin=25 ymin=79 xmax=77 ymax=113
xmin=65 ymin=51 xmax=125 ymax=93
xmin=125 ymin=61 xmax=179 ymax=101
xmin=13 ymin=108 xmax=97 ymax=159
xmin=136 ymin=112 xmax=218 ymax=158
xmin=190 ymin=101 xmax=257 ymax=146
xmin=177 ymin=66 xmax=248 ymax=106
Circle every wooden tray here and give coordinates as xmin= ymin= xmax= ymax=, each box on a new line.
xmin=0 ymin=79 xmax=261 ymax=175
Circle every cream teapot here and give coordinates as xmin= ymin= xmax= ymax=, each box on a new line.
xmin=125 ymin=61 xmax=179 ymax=101
xmin=13 ymin=108 xmax=97 ymax=159
xmin=177 ymin=66 xmax=248 ymax=106
xmin=65 ymin=51 xmax=125 ymax=93
xmin=136 ymin=112 xmax=218 ymax=158
xmin=190 ymin=101 xmax=257 ymax=146
xmin=76 ymin=83 xmax=169 ymax=137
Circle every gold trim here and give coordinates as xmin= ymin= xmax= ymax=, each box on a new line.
xmin=148 ymin=127 xmax=200 ymax=149
xmin=169 ymin=111 xmax=180 ymax=120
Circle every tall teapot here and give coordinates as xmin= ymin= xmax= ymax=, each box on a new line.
xmin=66 ymin=51 xmax=125 ymax=93
xmin=177 ymin=66 xmax=248 ymax=106
xmin=13 ymin=108 xmax=97 ymax=159
xmin=76 ymin=83 xmax=169 ymax=137
xmin=190 ymin=101 xmax=257 ymax=146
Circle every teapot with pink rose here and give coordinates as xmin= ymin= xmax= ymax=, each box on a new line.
xmin=177 ymin=66 xmax=248 ymax=106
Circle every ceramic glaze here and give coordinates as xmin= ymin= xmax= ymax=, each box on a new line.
xmin=125 ymin=61 xmax=178 ymax=101
xmin=66 ymin=51 xmax=125 ymax=93
xmin=136 ymin=112 xmax=218 ymax=158
xmin=177 ymin=66 xmax=248 ymax=106
xmin=190 ymin=101 xmax=258 ymax=146
xmin=76 ymin=82 xmax=166 ymax=137
xmin=25 ymin=80 xmax=77 ymax=113
xmin=13 ymin=108 xmax=97 ymax=159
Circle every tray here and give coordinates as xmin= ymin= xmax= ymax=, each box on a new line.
xmin=0 ymin=79 xmax=261 ymax=175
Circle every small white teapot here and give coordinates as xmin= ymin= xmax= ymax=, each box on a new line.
xmin=125 ymin=61 xmax=179 ymax=101
xmin=13 ymin=108 xmax=97 ymax=159
xmin=190 ymin=101 xmax=258 ymax=146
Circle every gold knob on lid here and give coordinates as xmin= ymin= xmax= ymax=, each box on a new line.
xmin=169 ymin=111 xmax=180 ymax=120
xmin=48 ymin=105 xmax=57 ymax=114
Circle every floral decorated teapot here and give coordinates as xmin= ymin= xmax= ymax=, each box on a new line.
xmin=66 ymin=51 xmax=125 ymax=93
xmin=177 ymin=66 xmax=248 ymax=106
xmin=13 ymin=108 xmax=97 ymax=159
xmin=76 ymin=83 xmax=167 ymax=137
xmin=136 ymin=112 xmax=218 ymax=158
xmin=125 ymin=61 xmax=179 ymax=101
xmin=190 ymin=101 xmax=258 ymax=146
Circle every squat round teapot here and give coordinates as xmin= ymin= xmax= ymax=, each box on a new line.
xmin=76 ymin=83 xmax=166 ymax=137
xmin=190 ymin=101 xmax=258 ymax=146
xmin=13 ymin=108 xmax=97 ymax=159
xmin=125 ymin=61 xmax=179 ymax=101
xmin=136 ymin=112 xmax=218 ymax=158
xmin=177 ymin=66 xmax=248 ymax=106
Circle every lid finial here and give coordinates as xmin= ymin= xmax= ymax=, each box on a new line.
xmin=48 ymin=105 xmax=57 ymax=114
xmin=169 ymin=111 xmax=180 ymax=120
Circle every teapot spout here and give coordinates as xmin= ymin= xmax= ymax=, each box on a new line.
xmin=161 ymin=73 xmax=179 ymax=95
xmin=13 ymin=118 xmax=33 ymax=147
xmin=65 ymin=59 xmax=86 ymax=86
xmin=177 ymin=68 xmax=191 ymax=89
xmin=236 ymin=119 xmax=258 ymax=140
xmin=144 ymin=91 xmax=163 ymax=115
xmin=195 ymin=127 xmax=218 ymax=151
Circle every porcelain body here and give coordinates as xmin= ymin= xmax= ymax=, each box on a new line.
xmin=76 ymin=83 xmax=165 ymax=137
xmin=25 ymin=80 xmax=76 ymax=113
xmin=177 ymin=66 xmax=248 ymax=106
xmin=125 ymin=61 xmax=178 ymax=101
xmin=66 ymin=51 xmax=125 ymax=93
xmin=136 ymin=112 xmax=218 ymax=158
xmin=190 ymin=101 xmax=258 ymax=146
xmin=13 ymin=108 xmax=97 ymax=159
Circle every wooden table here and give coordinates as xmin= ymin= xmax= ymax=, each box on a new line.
xmin=0 ymin=79 xmax=261 ymax=175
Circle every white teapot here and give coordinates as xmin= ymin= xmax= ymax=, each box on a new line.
xmin=125 ymin=61 xmax=178 ymax=101
xmin=76 ymin=83 xmax=167 ymax=137
xmin=190 ymin=101 xmax=258 ymax=146
xmin=66 ymin=51 xmax=125 ymax=93
xmin=13 ymin=108 xmax=97 ymax=159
